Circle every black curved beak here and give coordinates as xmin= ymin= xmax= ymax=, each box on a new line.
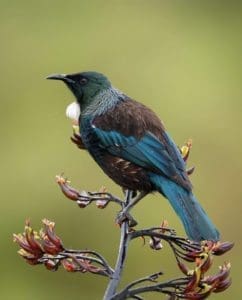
xmin=46 ymin=74 xmax=75 ymax=84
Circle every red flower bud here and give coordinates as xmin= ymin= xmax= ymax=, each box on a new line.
xmin=42 ymin=219 xmax=64 ymax=252
xmin=214 ymin=278 xmax=232 ymax=293
xmin=56 ymin=175 xmax=80 ymax=201
xmin=24 ymin=225 xmax=43 ymax=255
xmin=212 ymin=242 xmax=234 ymax=256
xmin=177 ymin=261 xmax=189 ymax=275
xmin=62 ymin=258 xmax=78 ymax=272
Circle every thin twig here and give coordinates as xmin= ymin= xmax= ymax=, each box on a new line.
xmin=65 ymin=249 xmax=114 ymax=275
xmin=129 ymin=229 xmax=199 ymax=251
xmin=88 ymin=192 xmax=124 ymax=206
xmin=112 ymin=278 xmax=189 ymax=299
xmin=38 ymin=251 xmax=114 ymax=277
xmin=118 ymin=271 xmax=163 ymax=291
xmin=103 ymin=190 xmax=132 ymax=300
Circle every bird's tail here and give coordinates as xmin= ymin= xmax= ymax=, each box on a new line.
xmin=150 ymin=174 xmax=220 ymax=241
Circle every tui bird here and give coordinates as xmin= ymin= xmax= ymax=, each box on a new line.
xmin=47 ymin=71 xmax=220 ymax=242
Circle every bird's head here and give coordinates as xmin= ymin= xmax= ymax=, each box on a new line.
xmin=47 ymin=71 xmax=111 ymax=117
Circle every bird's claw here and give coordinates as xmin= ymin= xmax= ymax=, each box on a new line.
xmin=116 ymin=211 xmax=138 ymax=227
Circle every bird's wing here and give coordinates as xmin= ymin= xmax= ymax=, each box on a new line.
xmin=92 ymin=99 xmax=192 ymax=191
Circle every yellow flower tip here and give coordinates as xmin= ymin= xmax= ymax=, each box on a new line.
xmin=18 ymin=249 xmax=29 ymax=256
xmin=25 ymin=225 xmax=33 ymax=234
xmin=181 ymin=145 xmax=189 ymax=157
xmin=33 ymin=231 xmax=41 ymax=240
xmin=13 ymin=233 xmax=24 ymax=243
xmin=55 ymin=175 xmax=65 ymax=184
xmin=180 ymin=139 xmax=193 ymax=160
xmin=13 ymin=233 xmax=19 ymax=242
xmin=200 ymin=252 xmax=209 ymax=259
xmin=72 ymin=125 xmax=80 ymax=135
xmin=55 ymin=174 xmax=71 ymax=184
xmin=42 ymin=218 xmax=55 ymax=228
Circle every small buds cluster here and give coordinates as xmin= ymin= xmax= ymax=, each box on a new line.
xmin=177 ymin=240 xmax=234 ymax=263
xmin=130 ymin=223 xmax=233 ymax=299
xmin=41 ymin=219 xmax=64 ymax=255
xmin=174 ymin=241 xmax=233 ymax=299
xmin=13 ymin=219 xmax=63 ymax=266
xmin=56 ymin=175 xmax=120 ymax=209
xmin=13 ymin=219 xmax=112 ymax=276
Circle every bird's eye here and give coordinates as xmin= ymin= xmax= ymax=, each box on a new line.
xmin=80 ymin=78 xmax=88 ymax=85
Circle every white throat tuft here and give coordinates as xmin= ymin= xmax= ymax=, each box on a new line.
xmin=66 ymin=102 xmax=80 ymax=122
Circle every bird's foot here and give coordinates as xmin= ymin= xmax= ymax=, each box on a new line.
xmin=116 ymin=210 xmax=138 ymax=227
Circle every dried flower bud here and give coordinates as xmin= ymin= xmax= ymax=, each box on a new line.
xmin=177 ymin=261 xmax=189 ymax=275
xmin=217 ymin=262 xmax=231 ymax=283
xmin=13 ymin=220 xmax=44 ymax=259
xmin=42 ymin=238 xmax=61 ymax=255
xmin=77 ymin=258 xmax=103 ymax=274
xmin=184 ymin=271 xmax=200 ymax=293
xmin=149 ymin=237 xmax=163 ymax=250
xmin=214 ymin=278 xmax=232 ymax=293
xmin=42 ymin=219 xmax=64 ymax=252
xmin=183 ymin=289 xmax=212 ymax=300
xmin=44 ymin=259 xmax=59 ymax=271
xmin=13 ymin=233 xmax=36 ymax=255
xmin=187 ymin=166 xmax=195 ymax=176
xmin=56 ymin=175 xmax=80 ymax=201
xmin=96 ymin=186 xmax=109 ymax=208
xmin=96 ymin=199 xmax=109 ymax=209
xmin=17 ymin=249 xmax=40 ymax=265
xmin=77 ymin=200 xmax=90 ymax=208
xmin=25 ymin=227 xmax=43 ymax=254
xmin=212 ymin=242 xmax=234 ymax=256
xmin=62 ymin=258 xmax=78 ymax=272
xmin=184 ymin=250 xmax=200 ymax=262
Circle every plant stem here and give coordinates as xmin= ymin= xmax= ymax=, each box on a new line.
xmin=103 ymin=190 xmax=132 ymax=300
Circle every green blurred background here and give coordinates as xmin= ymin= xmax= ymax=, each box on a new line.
xmin=1 ymin=1 xmax=241 ymax=299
